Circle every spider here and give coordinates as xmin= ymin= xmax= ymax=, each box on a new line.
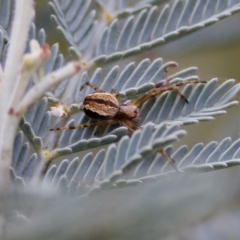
xmin=50 ymin=79 xmax=206 ymax=170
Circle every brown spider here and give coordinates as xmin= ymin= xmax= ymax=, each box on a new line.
xmin=50 ymin=79 xmax=206 ymax=170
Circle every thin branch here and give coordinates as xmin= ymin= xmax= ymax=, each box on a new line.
xmin=9 ymin=41 xmax=50 ymax=110
xmin=0 ymin=0 xmax=35 ymax=194
xmin=16 ymin=62 xmax=81 ymax=116
xmin=0 ymin=64 xmax=4 ymax=138
xmin=3 ymin=0 xmax=35 ymax=110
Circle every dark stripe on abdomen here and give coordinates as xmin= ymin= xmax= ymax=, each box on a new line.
xmin=83 ymin=109 xmax=110 ymax=120
xmin=84 ymin=98 xmax=118 ymax=108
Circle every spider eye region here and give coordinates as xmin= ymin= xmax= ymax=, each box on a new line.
xmin=83 ymin=93 xmax=119 ymax=119
xmin=117 ymin=104 xmax=141 ymax=123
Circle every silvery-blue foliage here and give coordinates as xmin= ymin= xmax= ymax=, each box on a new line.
xmin=0 ymin=0 xmax=13 ymax=40
xmin=51 ymin=0 xmax=240 ymax=62
xmin=2 ymin=0 xmax=240 ymax=239
xmin=6 ymin=0 xmax=240 ymax=188
xmin=40 ymin=122 xmax=186 ymax=195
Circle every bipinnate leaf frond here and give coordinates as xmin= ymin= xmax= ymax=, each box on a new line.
xmin=0 ymin=0 xmax=14 ymax=40
xmin=55 ymin=58 xmax=184 ymax=105
xmin=49 ymin=0 xmax=97 ymax=57
xmin=49 ymin=0 xmax=153 ymax=58
xmin=11 ymin=131 xmax=42 ymax=184
xmin=133 ymin=136 xmax=240 ymax=184
xmin=93 ymin=0 xmax=240 ymax=63
xmin=40 ymin=122 xmax=186 ymax=194
xmin=39 ymin=135 xmax=240 ymax=193
xmin=39 ymin=132 xmax=240 ymax=193
xmin=3 ymin=1 xmax=240 ymax=239
xmin=96 ymin=0 xmax=152 ymax=19
xmin=11 ymin=122 xmax=185 ymax=189
xmin=19 ymin=52 xmax=239 ymax=165
xmin=45 ymin=72 xmax=239 ymax=160
xmin=54 ymin=57 xmax=238 ymax=121
xmin=141 ymin=78 xmax=240 ymax=125
xmin=49 ymin=58 xmax=197 ymax=114
xmin=178 ymin=137 xmax=240 ymax=173
xmin=49 ymin=0 xmax=240 ymax=62
xmin=21 ymin=97 xmax=50 ymax=143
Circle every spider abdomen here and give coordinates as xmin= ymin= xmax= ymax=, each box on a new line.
xmin=83 ymin=92 xmax=119 ymax=119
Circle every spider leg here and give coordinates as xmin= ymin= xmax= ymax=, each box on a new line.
xmin=172 ymin=88 xmax=189 ymax=103
xmin=80 ymin=81 xmax=104 ymax=92
xmin=130 ymin=79 xmax=206 ymax=107
xmin=145 ymin=83 xmax=189 ymax=104
xmin=50 ymin=119 xmax=117 ymax=131
xmin=94 ymin=122 xmax=110 ymax=136
xmin=120 ymin=120 xmax=177 ymax=171
xmin=110 ymin=89 xmax=122 ymax=103
xmin=159 ymin=149 xmax=179 ymax=172
xmin=138 ymin=88 xmax=187 ymax=107
xmin=120 ymin=120 xmax=142 ymax=133
xmin=120 ymin=121 xmax=134 ymax=133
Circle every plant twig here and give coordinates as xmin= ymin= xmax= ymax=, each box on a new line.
xmin=0 ymin=0 xmax=35 ymax=189
xmin=16 ymin=61 xmax=81 ymax=116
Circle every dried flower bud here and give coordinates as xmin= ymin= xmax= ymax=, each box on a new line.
xmin=49 ymin=103 xmax=68 ymax=118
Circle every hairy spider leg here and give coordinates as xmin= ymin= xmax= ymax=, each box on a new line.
xmin=154 ymin=80 xmax=189 ymax=103
xmin=110 ymin=88 xmax=122 ymax=103
xmin=128 ymin=79 xmax=206 ymax=172
xmin=172 ymin=88 xmax=189 ymax=103
xmin=159 ymin=149 xmax=179 ymax=172
xmin=120 ymin=120 xmax=142 ymax=133
xmin=130 ymin=80 xmax=206 ymax=107
xmin=80 ymin=81 xmax=104 ymax=92
xmin=50 ymin=119 xmax=117 ymax=131
xmin=161 ymin=78 xmax=203 ymax=103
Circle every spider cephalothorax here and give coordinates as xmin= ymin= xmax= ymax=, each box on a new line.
xmin=50 ymin=80 xmax=206 ymax=170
